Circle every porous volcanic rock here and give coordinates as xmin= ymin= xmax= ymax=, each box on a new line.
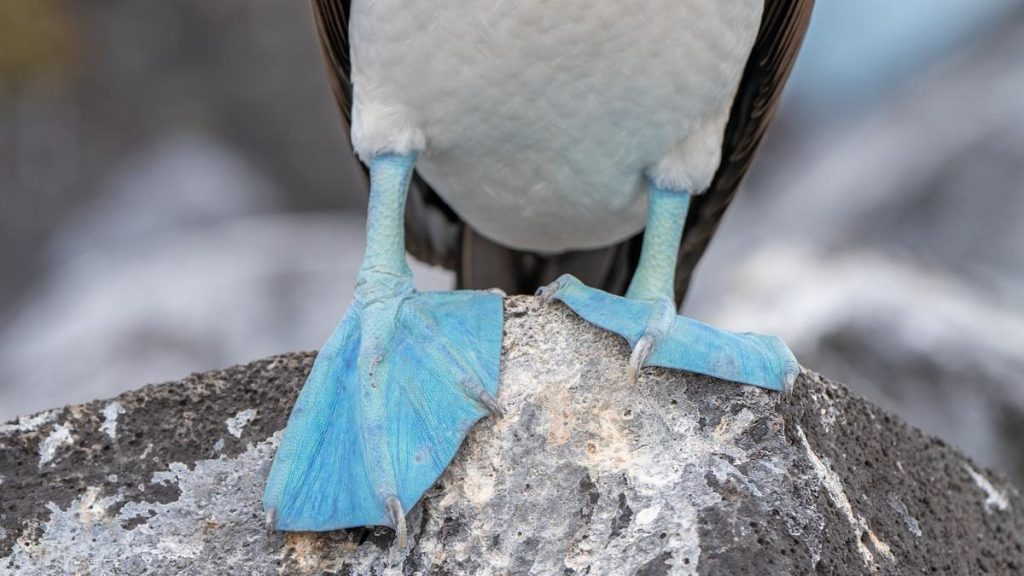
xmin=1 ymin=297 xmax=1021 ymax=575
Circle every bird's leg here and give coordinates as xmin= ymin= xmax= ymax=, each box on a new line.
xmin=624 ymin=183 xmax=691 ymax=303
xmin=263 ymin=153 xmax=503 ymax=546
xmin=538 ymin=181 xmax=798 ymax=392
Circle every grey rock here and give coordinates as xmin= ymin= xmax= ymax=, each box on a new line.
xmin=1 ymin=297 xmax=1021 ymax=575
xmin=689 ymin=11 xmax=1024 ymax=486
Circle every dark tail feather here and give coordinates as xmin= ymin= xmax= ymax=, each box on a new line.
xmin=404 ymin=172 xmax=697 ymax=308
xmin=459 ymin=227 xmax=661 ymax=304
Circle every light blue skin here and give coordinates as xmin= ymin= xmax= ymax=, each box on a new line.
xmin=263 ymin=152 xmax=798 ymax=545
xmin=539 ymin=184 xmax=799 ymax=393
xmin=263 ymin=153 xmax=503 ymax=545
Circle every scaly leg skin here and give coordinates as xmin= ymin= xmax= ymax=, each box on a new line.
xmin=263 ymin=153 xmax=503 ymax=546
xmin=538 ymin=181 xmax=799 ymax=392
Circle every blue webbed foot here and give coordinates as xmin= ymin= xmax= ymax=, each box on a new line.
xmin=540 ymin=274 xmax=798 ymax=392
xmin=263 ymin=286 xmax=503 ymax=543
xmin=263 ymin=153 xmax=504 ymax=545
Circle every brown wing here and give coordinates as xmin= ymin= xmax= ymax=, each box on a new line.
xmin=671 ymin=0 xmax=815 ymax=302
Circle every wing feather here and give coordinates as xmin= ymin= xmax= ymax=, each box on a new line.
xmin=311 ymin=0 xmax=353 ymax=129
xmin=309 ymin=1 xmax=815 ymax=302
xmin=672 ymin=0 xmax=815 ymax=302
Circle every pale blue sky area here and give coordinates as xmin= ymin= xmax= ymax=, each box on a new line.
xmin=790 ymin=0 xmax=1018 ymax=115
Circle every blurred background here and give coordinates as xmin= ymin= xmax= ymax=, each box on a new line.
xmin=1 ymin=2 xmax=1022 ymax=484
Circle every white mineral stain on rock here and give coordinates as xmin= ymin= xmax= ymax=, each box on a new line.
xmin=7 ymin=432 xmax=285 ymax=574
xmin=635 ymin=505 xmax=661 ymax=526
xmin=965 ymin=464 xmax=1009 ymax=512
xmin=888 ymin=493 xmax=922 ymax=537
xmin=152 ymin=462 xmax=191 ymax=486
xmin=712 ymin=407 xmax=756 ymax=443
xmin=213 ymin=438 xmax=225 ymax=453
xmin=78 ymin=486 xmax=120 ymax=524
xmin=1 ymin=410 xmax=58 ymax=436
xmin=819 ymin=402 xmax=841 ymax=434
xmin=797 ymin=425 xmax=894 ymax=573
xmin=541 ymin=385 xmax=574 ymax=446
xmin=12 ymin=519 xmax=44 ymax=559
xmin=38 ymin=423 xmax=74 ymax=467
xmin=225 ymin=409 xmax=256 ymax=438
xmin=284 ymin=532 xmax=333 ymax=573
xmin=100 ymin=402 xmax=125 ymax=440
xmin=866 ymin=527 xmax=894 ymax=562
xmin=461 ymin=462 xmax=496 ymax=505
xmin=583 ymin=407 xmax=633 ymax=472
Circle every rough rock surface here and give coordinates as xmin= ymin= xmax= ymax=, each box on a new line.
xmin=1 ymin=297 xmax=1022 ymax=575
xmin=689 ymin=10 xmax=1024 ymax=487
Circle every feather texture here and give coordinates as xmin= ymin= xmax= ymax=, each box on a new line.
xmin=310 ymin=0 xmax=814 ymax=304
xmin=672 ymin=0 xmax=815 ymax=301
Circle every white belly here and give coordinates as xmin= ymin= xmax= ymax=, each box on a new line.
xmin=350 ymin=0 xmax=763 ymax=252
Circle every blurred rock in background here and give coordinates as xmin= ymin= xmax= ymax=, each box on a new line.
xmin=0 ymin=0 xmax=448 ymax=418
xmin=0 ymin=2 xmax=1021 ymax=485
xmin=689 ymin=3 xmax=1024 ymax=483
xmin=0 ymin=130 xmax=448 ymax=416
xmin=0 ymin=1 xmax=364 ymax=311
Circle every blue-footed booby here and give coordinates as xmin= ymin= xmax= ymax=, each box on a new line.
xmin=264 ymin=0 xmax=814 ymax=545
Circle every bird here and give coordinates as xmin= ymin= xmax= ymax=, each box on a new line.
xmin=264 ymin=0 xmax=814 ymax=546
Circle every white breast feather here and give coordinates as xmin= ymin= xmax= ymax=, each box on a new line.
xmin=350 ymin=0 xmax=763 ymax=252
